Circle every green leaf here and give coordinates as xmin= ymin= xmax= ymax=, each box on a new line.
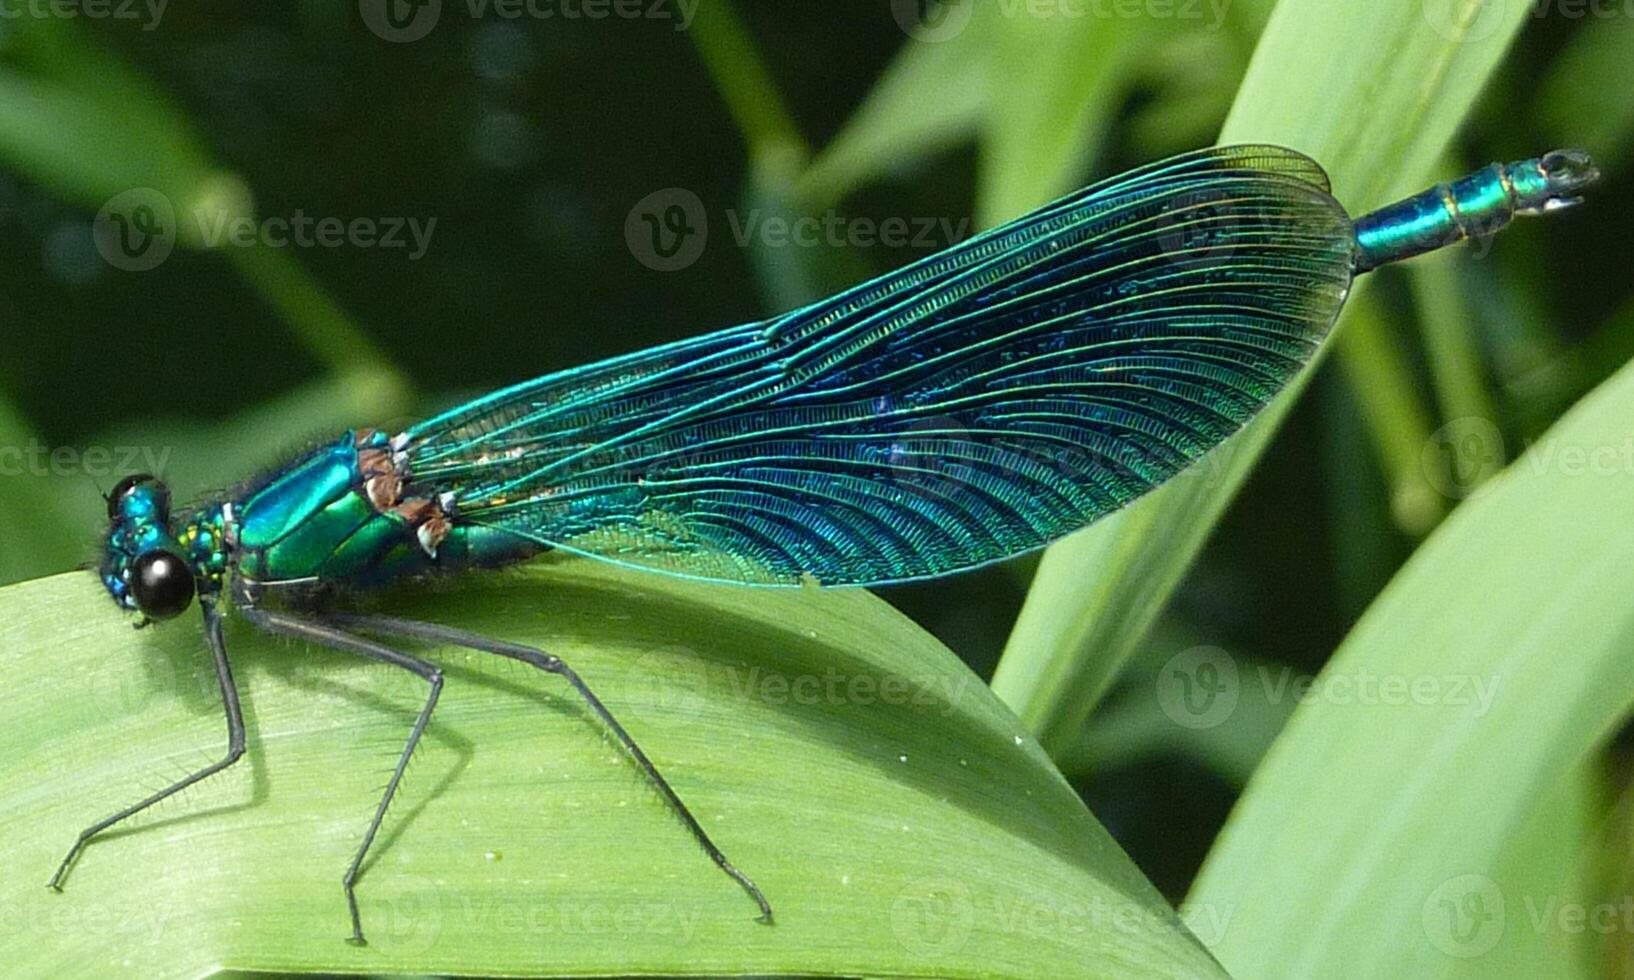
xmin=1057 ymin=649 xmax=1294 ymax=788
xmin=1507 ymin=290 xmax=1634 ymax=433
xmin=0 ymin=563 xmax=1224 ymax=978
xmin=0 ymin=391 xmax=83 ymax=583
xmin=688 ymin=0 xmax=805 ymax=154
xmin=1473 ymin=759 xmax=1603 ymax=980
xmin=798 ymin=28 xmax=990 ymax=209
xmin=0 ymin=21 xmax=216 ymax=218
xmin=992 ymin=0 xmax=1540 ymax=754
xmin=1188 ymin=357 xmax=1634 ymax=977
xmin=1332 ymin=290 xmax=1445 ymax=536
xmin=976 ymin=11 xmax=1154 ymax=223
xmin=740 ymin=141 xmax=871 ymax=313
xmin=1536 ymin=13 xmax=1634 ymax=167
xmin=0 ymin=20 xmax=395 ymax=379
xmin=1409 ymin=247 xmax=1503 ymax=490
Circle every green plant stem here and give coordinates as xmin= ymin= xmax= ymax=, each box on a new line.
xmin=224 ymin=242 xmax=401 ymax=382
xmin=687 ymin=0 xmax=806 ymax=155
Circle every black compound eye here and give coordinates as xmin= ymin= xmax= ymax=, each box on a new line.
xmin=107 ymin=472 xmax=159 ymax=520
xmin=129 ymin=551 xmax=195 ymax=620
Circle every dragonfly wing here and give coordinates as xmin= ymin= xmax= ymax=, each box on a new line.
xmin=402 ymin=145 xmax=1355 ymax=586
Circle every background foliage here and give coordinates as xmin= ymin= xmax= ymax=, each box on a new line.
xmin=1 ymin=0 xmax=1633 ymax=976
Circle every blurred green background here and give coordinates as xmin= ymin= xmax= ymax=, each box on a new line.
xmin=1 ymin=0 xmax=1631 ymax=930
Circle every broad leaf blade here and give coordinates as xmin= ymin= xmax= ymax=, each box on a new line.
xmin=798 ymin=26 xmax=990 ymax=209
xmin=0 ymin=563 xmax=1223 ymax=978
xmin=1188 ymin=356 xmax=1634 ymax=978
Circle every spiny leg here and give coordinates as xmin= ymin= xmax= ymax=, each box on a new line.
xmin=50 ymin=599 xmax=246 ymax=891
xmin=325 ymin=612 xmax=774 ymax=924
xmin=239 ymin=606 xmax=443 ymax=946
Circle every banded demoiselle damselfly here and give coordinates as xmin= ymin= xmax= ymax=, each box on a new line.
xmin=61 ymin=144 xmax=1597 ymax=944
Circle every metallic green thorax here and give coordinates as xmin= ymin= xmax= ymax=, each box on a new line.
xmin=102 ymin=428 xmax=543 ymax=612
xmin=234 ymin=431 xmax=389 ymax=583
xmin=1353 ymin=150 xmax=1598 ymax=273
xmin=231 ymin=429 xmax=539 ymax=591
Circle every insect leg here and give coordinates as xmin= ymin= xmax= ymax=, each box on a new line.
xmin=238 ymin=606 xmax=442 ymax=946
xmin=49 ymin=599 xmax=247 ymax=891
xmin=324 ymin=612 xmax=773 ymax=924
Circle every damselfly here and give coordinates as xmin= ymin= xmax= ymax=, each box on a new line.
xmin=61 ymin=145 xmax=1597 ymax=944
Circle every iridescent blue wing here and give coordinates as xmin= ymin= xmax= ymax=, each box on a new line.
xmin=402 ymin=145 xmax=1355 ymax=586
